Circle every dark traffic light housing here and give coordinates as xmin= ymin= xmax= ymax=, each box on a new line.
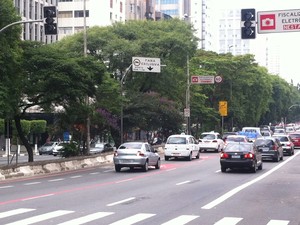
xmin=44 ymin=6 xmax=57 ymax=35
xmin=241 ymin=9 xmax=256 ymax=39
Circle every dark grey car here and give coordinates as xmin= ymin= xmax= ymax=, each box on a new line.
xmin=220 ymin=142 xmax=263 ymax=173
xmin=254 ymin=137 xmax=284 ymax=162
xmin=113 ymin=142 xmax=161 ymax=172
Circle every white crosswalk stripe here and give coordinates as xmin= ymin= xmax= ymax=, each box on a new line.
xmin=4 ymin=210 xmax=73 ymax=225
xmin=57 ymin=212 xmax=115 ymax=225
xmin=214 ymin=217 xmax=243 ymax=225
xmin=161 ymin=215 xmax=200 ymax=225
xmin=108 ymin=213 xmax=155 ymax=225
xmin=0 ymin=208 xmax=35 ymax=219
xmin=0 ymin=208 xmax=291 ymax=225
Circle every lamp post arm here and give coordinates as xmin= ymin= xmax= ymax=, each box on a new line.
xmin=0 ymin=19 xmax=43 ymax=33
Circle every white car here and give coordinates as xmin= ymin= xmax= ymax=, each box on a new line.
xmin=164 ymin=134 xmax=200 ymax=161
xmin=199 ymin=131 xmax=224 ymax=152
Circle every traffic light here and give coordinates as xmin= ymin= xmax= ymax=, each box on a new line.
xmin=44 ymin=6 xmax=57 ymax=35
xmin=241 ymin=9 xmax=256 ymax=39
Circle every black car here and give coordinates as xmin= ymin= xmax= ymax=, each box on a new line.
xmin=254 ymin=137 xmax=284 ymax=162
xmin=220 ymin=142 xmax=263 ymax=173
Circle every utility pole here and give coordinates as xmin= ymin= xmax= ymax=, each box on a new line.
xmin=0 ymin=20 xmax=43 ymax=33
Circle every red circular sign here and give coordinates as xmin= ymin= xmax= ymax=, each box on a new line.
xmin=215 ymin=75 xmax=223 ymax=83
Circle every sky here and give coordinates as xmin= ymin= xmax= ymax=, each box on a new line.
xmin=214 ymin=0 xmax=300 ymax=85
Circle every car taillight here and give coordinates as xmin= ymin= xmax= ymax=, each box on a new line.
xmin=137 ymin=151 xmax=145 ymax=156
xmin=220 ymin=152 xmax=229 ymax=159
xmin=286 ymin=143 xmax=291 ymax=146
xmin=272 ymin=145 xmax=277 ymax=150
xmin=244 ymin=153 xmax=254 ymax=159
xmin=213 ymin=140 xmax=217 ymax=143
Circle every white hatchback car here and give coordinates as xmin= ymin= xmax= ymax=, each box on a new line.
xmin=164 ymin=134 xmax=200 ymax=161
xmin=199 ymin=131 xmax=224 ymax=152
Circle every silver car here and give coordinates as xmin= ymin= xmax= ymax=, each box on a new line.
xmin=113 ymin=142 xmax=161 ymax=172
xmin=39 ymin=142 xmax=58 ymax=155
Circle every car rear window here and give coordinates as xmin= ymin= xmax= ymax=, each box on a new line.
xmin=254 ymin=139 xmax=274 ymax=146
xmin=290 ymin=133 xmax=300 ymax=138
xmin=200 ymin=134 xmax=216 ymax=140
xmin=224 ymin=143 xmax=252 ymax=152
xmin=167 ymin=137 xmax=187 ymax=144
xmin=277 ymin=137 xmax=289 ymax=142
xmin=119 ymin=143 xmax=142 ymax=149
xmin=227 ymin=137 xmax=245 ymax=142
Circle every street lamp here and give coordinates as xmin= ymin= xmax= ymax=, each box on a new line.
xmin=120 ymin=64 xmax=132 ymax=144
xmin=186 ymin=54 xmax=191 ymax=135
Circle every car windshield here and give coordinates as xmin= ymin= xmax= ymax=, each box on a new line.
xmin=224 ymin=143 xmax=252 ymax=152
xmin=167 ymin=137 xmax=187 ymax=144
xmin=119 ymin=143 xmax=142 ymax=149
xmin=200 ymin=134 xmax=216 ymax=140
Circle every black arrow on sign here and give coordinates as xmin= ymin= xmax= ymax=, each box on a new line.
xmin=147 ymin=66 xmax=153 ymax=71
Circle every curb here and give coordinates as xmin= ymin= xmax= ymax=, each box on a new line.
xmin=0 ymin=154 xmax=113 ymax=181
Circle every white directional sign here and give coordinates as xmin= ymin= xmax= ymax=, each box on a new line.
xmin=258 ymin=9 xmax=300 ymax=33
xmin=132 ymin=57 xmax=161 ymax=73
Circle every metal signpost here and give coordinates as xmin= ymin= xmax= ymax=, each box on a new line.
xmin=258 ymin=9 xmax=300 ymax=34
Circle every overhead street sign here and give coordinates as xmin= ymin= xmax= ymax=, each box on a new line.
xmin=132 ymin=57 xmax=161 ymax=73
xmin=191 ymin=75 xmax=215 ymax=84
xmin=258 ymin=9 xmax=300 ymax=33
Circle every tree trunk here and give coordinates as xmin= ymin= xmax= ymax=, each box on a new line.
xmin=14 ymin=115 xmax=34 ymax=162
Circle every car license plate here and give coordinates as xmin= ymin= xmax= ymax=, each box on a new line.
xmin=231 ymin=155 xmax=240 ymax=159
xmin=119 ymin=159 xmax=134 ymax=163
xmin=172 ymin=153 xmax=180 ymax=156
xmin=262 ymin=148 xmax=269 ymax=151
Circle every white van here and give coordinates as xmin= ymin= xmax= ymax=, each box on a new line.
xmin=164 ymin=134 xmax=200 ymax=161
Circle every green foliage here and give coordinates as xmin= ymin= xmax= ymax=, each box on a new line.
xmin=59 ymin=142 xmax=80 ymax=158
xmin=30 ymin=120 xmax=47 ymax=134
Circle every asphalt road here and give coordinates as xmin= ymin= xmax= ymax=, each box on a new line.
xmin=0 ymin=150 xmax=299 ymax=225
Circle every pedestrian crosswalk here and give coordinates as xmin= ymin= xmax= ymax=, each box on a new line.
xmin=0 ymin=208 xmax=291 ymax=225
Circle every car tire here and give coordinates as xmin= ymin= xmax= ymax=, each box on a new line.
xmin=165 ymin=156 xmax=170 ymax=161
xmin=251 ymin=163 xmax=257 ymax=173
xmin=115 ymin=165 xmax=121 ymax=172
xmin=221 ymin=167 xmax=226 ymax=173
xmin=274 ymin=154 xmax=280 ymax=162
xmin=142 ymin=161 xmax=149 ymax=172
xmin=155 ymin=159 xmax=161 ymax=169
xmin=187 ymin=153 xmax=192 ymax=161
xmin=196 ymin=150 xmax=200 ymax=159
xmin=258 ymin=162 xmax=263 ymax=170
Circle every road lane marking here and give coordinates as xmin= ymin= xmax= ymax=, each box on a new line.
xmin=161 ymin=215 xmax=199 ymax=225
xmin=70 ymin=176 xmax=82 ymax=179
xmin=57 ymin=212 xmax=115 ymax=225
xmin=104 ymin=169 xmax=114 ymax=172
xmin=24 ymin=182 xmax=41 ymax=185
xmin=48 ymin=178 xmax=65 ymax=182
xmin=214 ymin=217 xmax=243 ymax=225
xmin=166 ymin=168 xmax=176 ymax=172
xmin=21 ymin=194 xmax=54 ymax=201
xmin=267 ymin=220 xmax=289 ymax=225
xmin=202 ymin=150 xmax=300 ymax=209
xmin=107 ymin=197 xmax=136 ymax=207
xmin=108 ymin=213 xmax=155 ymax=225
xmin=0 ymin=208 xmax=35 ymax=219
xmin=4 ymin=210 xmax=73 ymax=225
xmin=176 ymin=181 xmax=191 ymax=186
xmin=0 ymin=186 xmax=13 ymax=189
xmin=115 ymin=178 xmax=133 ymax=183
xmin=215 ymin=170 xmax=221 ymax=173
xmin=89 ymin=172 xmax=100 ymax=175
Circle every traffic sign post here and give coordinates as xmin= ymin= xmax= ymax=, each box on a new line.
xmin=219 ymin=101 xmax=228 ymax=117
xmin=258 ymin=9 xmax=300 ymax=34
xmin=191 ymin=76 xmax=215 ymax=84
xmin=132 ymin=57 xmax=161 ymax=73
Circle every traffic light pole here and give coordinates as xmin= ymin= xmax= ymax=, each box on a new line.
xmin=0 ymin=19 xmax=43 ymax=34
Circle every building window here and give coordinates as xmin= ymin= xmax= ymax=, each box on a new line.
xmin=59 ymin=0 xmax=73 ymax=2
xmin=74 ymin=10 xmax=89 ymax=17
xmin=110 ymin=0 xmax=113 ymax=8
xmin=59 ymin=27 xmax=73 ymax=34
xmin=120 ymin=2 xmax=123 ymax=13
xmin=59 ymin=11 xmax=73 ymax=18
